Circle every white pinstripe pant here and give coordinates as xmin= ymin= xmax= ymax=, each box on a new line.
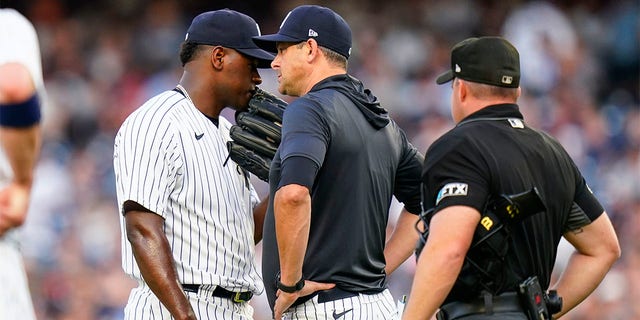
xmin=124 ymin=282 xmax=254 ymax=320
xmin=0 ymin=240 xmax=37 ymax=320
xmin=282 ymin=289 xmax=398 ymax=320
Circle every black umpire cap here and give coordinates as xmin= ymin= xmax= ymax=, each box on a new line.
xmin=436 ymin=36 xmax=521 ymax=88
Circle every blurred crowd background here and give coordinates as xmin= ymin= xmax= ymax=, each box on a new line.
xmin=2 ymin=0 xmax=638 ymax=319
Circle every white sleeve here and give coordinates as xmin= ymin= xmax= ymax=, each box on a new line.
xmin=250 ymin=183 xmax=260 ymax=209
xmin=0 ymin=9 xmax=45 ymax=91
xmin=114 ymin=110 xmax=181 ymax=217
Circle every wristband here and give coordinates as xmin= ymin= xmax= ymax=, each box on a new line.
xmin=276 ymin=273 xmax=305 ymax=293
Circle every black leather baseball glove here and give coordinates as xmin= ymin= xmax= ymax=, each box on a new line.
xmin=227 ymin=88 xmax=287 ymax=182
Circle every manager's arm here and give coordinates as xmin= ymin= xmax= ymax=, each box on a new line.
xmin=253 ymin=197 xmax=269 ymax=244
xmin=273 ymin=184 xmax=311 ymax=319
xmin=274 ymin=184 xmax=311 ymax=287
xmin=384 ymin=208 xmax=420 ymax=275
xmin=272 ymin=183 xmax=334 ymax=318
xmin=386 ymin=140 xmax=423 ymax=274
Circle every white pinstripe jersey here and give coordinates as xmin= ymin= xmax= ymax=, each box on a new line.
xmin=114 ymin=89 xmax=264 ymax=295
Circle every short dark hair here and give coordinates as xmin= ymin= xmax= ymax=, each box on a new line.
xmin=464 ymin=80 xmax=519 ymax=100
xmin=319 ymin=46 xmax=347 ymax=69
xmin=293 ymin=42 xmax=347 ymax=69
xmin=179 ymin=42 xmax=207 ymax=66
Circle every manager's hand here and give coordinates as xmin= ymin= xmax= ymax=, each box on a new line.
xmin=274 ymin=280 xmax=335 ymax=319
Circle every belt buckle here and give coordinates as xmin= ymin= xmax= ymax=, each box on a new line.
xmin=233 ymin=292 xmax=251 ymax=303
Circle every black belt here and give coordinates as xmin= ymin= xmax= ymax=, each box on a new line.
xmin=437 ymin=292 xmax=524 ymax=320
xmin=182 ymin=284 xmax=253 ymax=303
xmin=291 ymin=287 xmax=384 ymax=307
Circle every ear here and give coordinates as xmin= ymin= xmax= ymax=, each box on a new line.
xmin=211 ymin=46 xmax=225 ymax=70
xmin=458 ymin=79 xmax=468 ymax=102
xmin=306 ymin=38 xmax=320 ymax=62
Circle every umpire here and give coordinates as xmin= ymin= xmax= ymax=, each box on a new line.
xmin=402 ymin=37 xmax=620 ymax=320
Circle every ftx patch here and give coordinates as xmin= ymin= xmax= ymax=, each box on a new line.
xmin=436 ymin=182 xmax=468 ymax=205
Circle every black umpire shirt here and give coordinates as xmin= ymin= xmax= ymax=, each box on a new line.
xmin=422 ymin=103 xmax=604 ymax=302
xmin=262 ymin=74 xmax=423 ymax=309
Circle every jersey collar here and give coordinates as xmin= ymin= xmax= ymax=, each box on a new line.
xmin=461 ymin=103 xmax=522 ymax=122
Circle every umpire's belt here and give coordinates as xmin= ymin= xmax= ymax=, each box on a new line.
xmin=182 ymin=284 xmax=253 ymax=303
xmin=437 ymin=292 xmax=523 ymax=320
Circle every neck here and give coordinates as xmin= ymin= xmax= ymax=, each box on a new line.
xmin=459 ymin=97 xmax=516 ymax=123
xmin=302 ymin=63 xmax=346 ymax=95
xmin=178 ymin=71 xmax=223 ymax=119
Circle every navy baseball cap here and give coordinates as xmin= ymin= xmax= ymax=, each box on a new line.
xmin=252 ymin=5 xmax=352 ymax=59
xmin=185 ymin=9 xmax=274 ymax=68
xmin=436 ymin=37 xmax=520 ymax=88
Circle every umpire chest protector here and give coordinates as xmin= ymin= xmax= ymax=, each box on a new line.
xmin=416 ymin=188 xmax=546 ymax=301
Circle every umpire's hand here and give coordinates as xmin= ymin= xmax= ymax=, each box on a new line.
xmin=274 ymin=280 xmax=335 ymax=319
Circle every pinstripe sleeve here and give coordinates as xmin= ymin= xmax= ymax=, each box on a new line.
xmin=114 ymin=104 xmax=182 ymax=218
xmin=249 ymin=183 xmax=260 ymax=209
